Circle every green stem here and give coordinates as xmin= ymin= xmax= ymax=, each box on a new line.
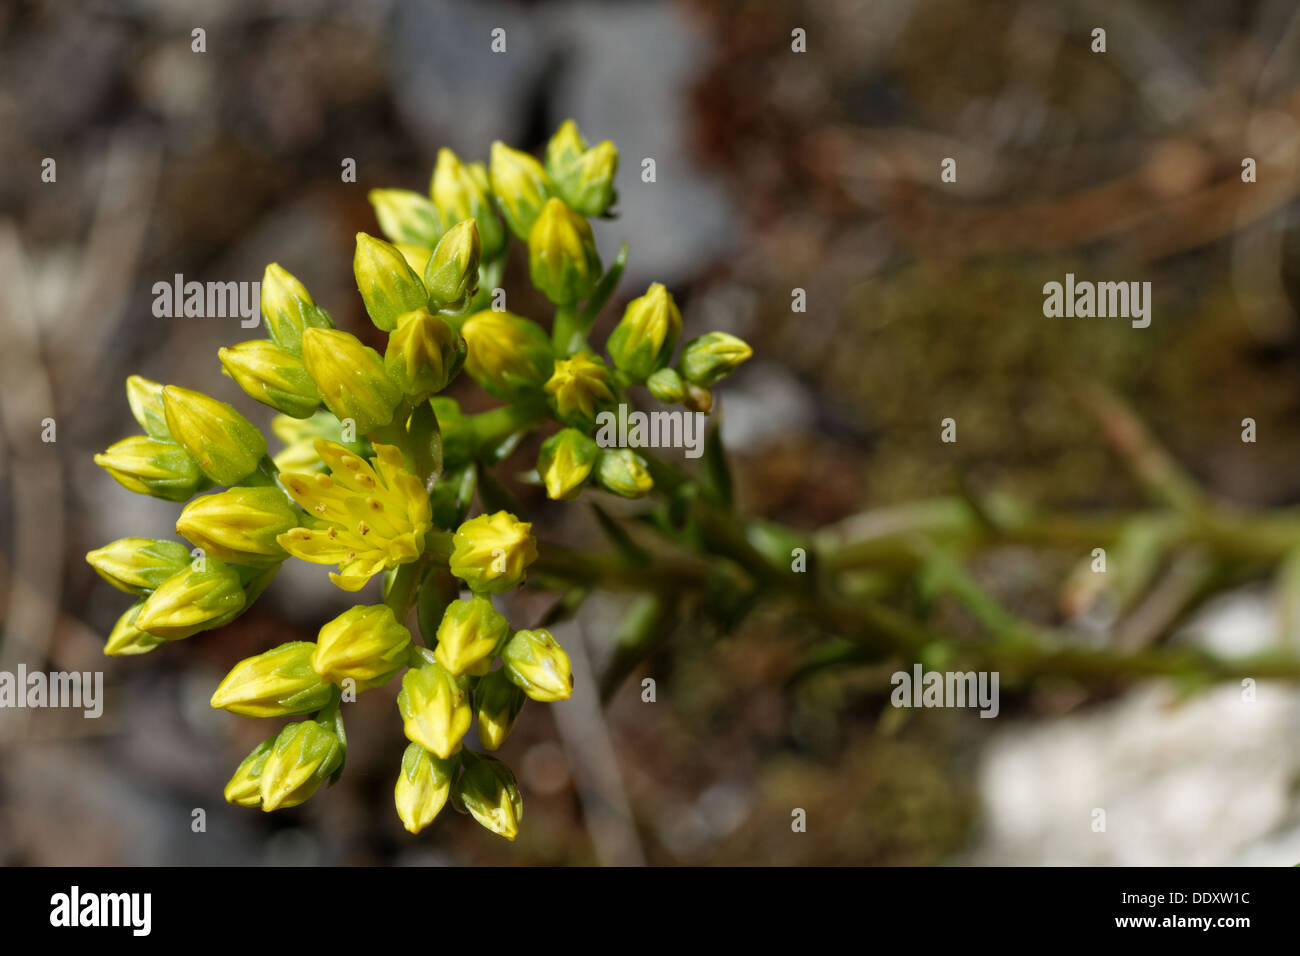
xmin=407 ymin=400 xmax=442 ymax=488
xmin=552 ymin=302 xmax=577 ymax=355
xmin=384 ymin=560 xmax=422 ymax=620
xmin=407 ymin=643 xmax=438 ymax=668
xmin=370 ymin=402 xmax=415 ymax=470
xmin=599 ymin=593 xmax=673 ymax=703
xmin=424 ymin=529 xmax=455 ymax=557
xmin=550 ymin=242 xmax=629 ymax=357
xmin=544 ymin=422 xmax=1300 ymax=692
xmin=242 ymin=455 xmax=281 ymax=488
xmin=911 ymin=540 xmax=1029 ymax=638
xmin=468 ymin=397 xmax=549 ymax=455
xmin=535 ymin=533 xmax=1300 ymax=687
xmin=1075 ymin=381 xmax=1209 ymax=515
xmin=416 ymin=565 xmax=458 ymax=645
xmin=316 ymin=683 xmax=343 ymax=724
xmin=579 ymin=241 xmax=628 ymax=328
xmin=314 ymin=684 xmax=347 ymax=782
xmin=532 ymin=465 xmax=1300 ymax=692
xmin=814 ymin=497 xmax=1300 ymax=573
xmin=546 ymin=241 xmax=632 ymax=359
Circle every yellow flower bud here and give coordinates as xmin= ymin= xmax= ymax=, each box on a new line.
xmin=260 ymin=263 xmax=333 ymax=354
xmin=397 ymin=659 xmax=472 ymax=759
xmin=384 ymin=307 xmax=466 ymax=401
xmin=466 ymin=161 xmax=491 ymax=195
xmin=544 ymin=351 xmax=616 ymax=428
xmin=257 ymin=718 xmax=345 ymax=811
xmin=460 ymin=310 xmax=553 ymax=400
xmin=176 ymin=486 xmax=299 ymax=566
xmin=430 ymin=148 xmax=505 ymax=258
xmin=354 ymin=232 xmax=430 ymax=332
xmin=433 ymin=596 xmax=510 ymax=676
xmin=646 ymin=367 xmax=686 ymax=404
xmin=300 ymin=327 xmax=402 ymax=435
xmin=449 ymin=511 xmax=538 ymax=594
xmin=103 ymin=602 xmax=167 ymax=657
xmin=218 ymin=340 xmax=321 ymax=419
xmin=394 ymin=742 xmax=456 ymax=834
xmin=162 ymin=385 xmax=268 ymax=486
xmin=606 ymin=282 xmax=682 ymax=381
xmin=502 ymin=627 xmax=573 ymax=702
xmin=367 ymin=188 xmax=443 ymax=247
xmin=489 ymin=141 xmax=554 ymax=239
xmin=679 ymin=331 xmax=753 ymax=386
xmin=594 ymin=448 xmax=654 ymax=499
xmin=133 ymin=560 xmax=246 ymax=640
xmin=424 ymin=218 xmax=481 ymax=311
xmin=210 ymin=641 xmax=333 ymax=717
xmin=311 ymin=604 xmax=412 ymax=689
xmin=545 ymin=121 xmax=619 ymax=217
xmin=537 ymin=428 xmax=599 ymax=500
xmin=475 ymin=670 xmax=526 ymax=750
xmin=93 ymin=435 xmax=209 ymax=502
xmin=454 ymin=750 xmax=522 ymax=841
xmin=224 ymin=734 xmax=276 ymax=808
xmin=528 ymin=197 xmax=601 ymax=305
xmin=545 ymin=119 xmax=587 ymax=172
xmin=86 ymin=537 xmax=192 ymax=595
xmin=125 ymin=374 xmax=170 ymax=439
xmin=570 ymin=141 xmax=619 ymax=216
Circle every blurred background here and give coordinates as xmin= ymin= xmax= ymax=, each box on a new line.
xmin=4 ymin=0 xmax=1300 ymax=865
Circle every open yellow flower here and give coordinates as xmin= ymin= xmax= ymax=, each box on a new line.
xmin=276 ymin=439 xmax=430 ymax=591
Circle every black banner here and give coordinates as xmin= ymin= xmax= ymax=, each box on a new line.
xmin=0 ymin=866 xmax=1283 ymax=942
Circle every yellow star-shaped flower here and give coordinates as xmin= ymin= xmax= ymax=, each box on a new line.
xmin=277 ymin=440 xmax=430 ymax=591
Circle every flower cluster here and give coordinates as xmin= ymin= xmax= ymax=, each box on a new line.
xmin=88 ymin=121 xmax=751 ymax=839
